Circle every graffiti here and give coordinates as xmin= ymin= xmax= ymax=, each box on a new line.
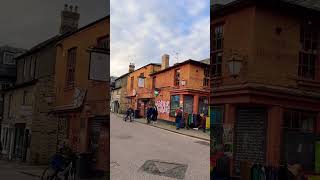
xmin=155 ymin=100 xmax=170 ymax=114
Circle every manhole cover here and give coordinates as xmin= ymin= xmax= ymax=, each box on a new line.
xmin=116 ymin=135 xmax=132 ymax=139
xmin=194 ymin=141 xmax=210 ymax=146
xmin=139 ymin=160 xmax=188 ymax=179
xmin=110 ymin=161 xmax=120 ymax=168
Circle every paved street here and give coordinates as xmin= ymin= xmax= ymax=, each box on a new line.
xmin=0 ymin=160 xmax=40 ymax=180
xmin=110 ymin=113 xmax=210 ymax=180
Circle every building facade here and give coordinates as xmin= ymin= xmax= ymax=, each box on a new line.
xmin=1 ymin=36 xmax=60 ymax=164
xmin=111 ymin=72 xmax=129 ymax=114
xmin=126 ymin=63 xmax=161 ymax=118
xmin=211 ymin=0 xmax=320 ymax=175
xmin=151 ymin=57 xmax=210 ymax=123
xmin=52 ymin=16 xmax=109 ymax=172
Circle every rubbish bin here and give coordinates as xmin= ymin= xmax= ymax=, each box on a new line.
xmin=76 ymin=153 xmax=92 ymax=178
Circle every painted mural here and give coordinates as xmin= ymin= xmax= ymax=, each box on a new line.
xmin=155 ymin=100 xmax=170 ymax=114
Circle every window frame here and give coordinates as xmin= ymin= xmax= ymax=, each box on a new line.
xmin=169 ymin=95 xmax=180 ymax=117
xmin=212 ymin=23 xmax=224 ymax=78
xmin=174 ymin=69 xmax=181 ymax=86
xmin=66 ymin=47 xmax=77 ymax=88
xmin=3 ymin=51 xmax=15 ymax=65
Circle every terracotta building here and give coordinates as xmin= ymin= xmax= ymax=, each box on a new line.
xmin=51 ymin=16 xmax=109 ymax=172
xmin=126 ymin=54 xmax=210 ymax=124
xmin=211 ymin=0 xmax=320 ymax=175
xmin=150 ymin=55 xmax=210 ymax=123
xmin=126 ymin=63 xmax=161 ymax=117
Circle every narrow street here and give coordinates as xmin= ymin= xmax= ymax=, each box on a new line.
xmin=110 ymin=113 xmax=210 ymax=180
xmin=0 ymin=160 xmax=40 ymax=180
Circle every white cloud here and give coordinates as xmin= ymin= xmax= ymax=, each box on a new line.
xmin=111 ymin=0 xmax=209 ymax=77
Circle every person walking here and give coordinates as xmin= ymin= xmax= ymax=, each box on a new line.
xmin=152 ymin=105 xmax=158 ymax=124
xmin=175 ymin=106 xmax=183 ymax=130
xmin=146 ymin=105 xmax=152 ymax=124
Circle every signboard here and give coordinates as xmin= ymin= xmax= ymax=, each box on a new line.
xmin=89 ymin=50 xmax=109 ymax=81
xmin=138 ymin=78 xmax=144 ymax=87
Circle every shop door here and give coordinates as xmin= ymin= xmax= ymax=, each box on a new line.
xmin=13 ymin=123 xmax=26 ymax=160
xmin=234 ymin=107 xmax=267 ymax=174
xmin=88 ymin=119 xmax=101 ymax=165
xmin=183 ymin=96 xmax=194 ymax=114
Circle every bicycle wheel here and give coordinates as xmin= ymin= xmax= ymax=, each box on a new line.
xmin=41 ymin=166 xmax=58 ymax=180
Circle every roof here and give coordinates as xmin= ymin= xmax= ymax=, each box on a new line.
xmin=16 ymin=15 xmax=109 ymax=59
xmin=115 ymin=72 xmax=130 ymax=81
xmin=129 ymin=63 xmax=161 ymax=74
xmin=150 ymin=59 xmax=209 ymax=76
xmin=212 ymin=0 xmax=320 ymax=18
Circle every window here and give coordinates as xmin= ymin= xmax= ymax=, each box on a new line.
xmin=8 ymin=94 xmax=13 ymax=117
xmin=174 ymin=69 xmax=181 ymax=86
xmin=97 ymin=35 xmax=109 ymax=50
xmin=212 ymin=24 xmax=224 ymax=78
xmin=170 ymin=95 xmax=180 ymax=117
xmin=152 ymin=76 xmax=156 ymax=89
xmin=3 ymin=52 xmax=15 ymax=65
xmin=283 ymin=109 xmax=315 ymax=132
xmin=299 ymin=24 xmax=318 ymax=80
xmin=130 ymin=76 xmax=134 ymax=90
xmin=203 ymin=67 xmax=210 ymax=86
xmin=66 ymin=48 xmax=77 ymax=87
xmin=30 ymin=56 xmax=36 ymax=79
xmin=198 ymin=97 xmax=209 ymax=115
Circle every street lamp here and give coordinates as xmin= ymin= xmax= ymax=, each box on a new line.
xmin=227 ymin=55 xmax=242 ymax=78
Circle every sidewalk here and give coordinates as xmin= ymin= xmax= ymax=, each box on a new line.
xmin=115 ymin=113 xmax=210 ymax=141
xmin=0 ymin=159 xmax=107 ymax=180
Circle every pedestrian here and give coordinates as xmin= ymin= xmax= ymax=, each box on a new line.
xmin=146 ymin=105 xmax=152 ymax=124
xmin=153 ymin=105 xmax=158 ymax=124
xmin=175 ymin=106 xmax=183 ymax=130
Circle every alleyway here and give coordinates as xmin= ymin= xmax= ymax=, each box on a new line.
xmin=110 ymin=113 xmax=210 ymax=180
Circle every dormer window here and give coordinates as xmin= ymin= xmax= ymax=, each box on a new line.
xmin=3 ymin=52 xmax=15 ymax=65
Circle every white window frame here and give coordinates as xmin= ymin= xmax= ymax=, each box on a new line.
xmin=3 ymin=52 xmax=15 ymax=65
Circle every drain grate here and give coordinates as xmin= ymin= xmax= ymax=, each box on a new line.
xmin=194 ymin=140 xmax=210 ymax=146
xmin=139 ymin=160 xmax=188 ymax=179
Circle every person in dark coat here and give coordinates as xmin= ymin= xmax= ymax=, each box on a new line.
xmin=152 ymin=106 xmax=158 ymax=124
xmin=175 ymin=106 xmax=183 ymax=130
xmin=146 ymin=106 xmax=152 ymax=124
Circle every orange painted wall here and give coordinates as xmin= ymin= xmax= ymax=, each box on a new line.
xmin=54 ymin=17 xmax=109 ymax=171
xmin=127 ymin=64 xmax=161 ymax=109
xmin=153 ymin=63 xmax=210 ymax=122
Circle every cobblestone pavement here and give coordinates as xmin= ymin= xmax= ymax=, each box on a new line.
xmin=111 ymin=113 xmax=210 ymax=180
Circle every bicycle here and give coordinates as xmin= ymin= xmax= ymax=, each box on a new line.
xmin=41 ymin=152 xmax=77 ymax=180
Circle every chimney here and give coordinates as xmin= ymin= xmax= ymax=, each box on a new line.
xmin=60 ymin=4 xmax=80 ymax=34
xmin=161 ymin=54 xmax=169 ymax=70
xmin=129 ymin=63 xmax=135 ymax=73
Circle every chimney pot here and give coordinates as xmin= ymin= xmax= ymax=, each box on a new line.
xmin=69 ymin=5 xmax=73 ymax=11
xmin=64 ymin=4 xmax=68 ymax=10
xmin=161 ymin=54 xmax=170 ymax=70
xmin=129 ymin=63 xmax=135 ymax=73
xmin=75 ymin=6 xmax=78 ymax=12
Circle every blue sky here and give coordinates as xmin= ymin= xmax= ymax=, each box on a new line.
xmin=111 ymin=0 xmax=210 ymax=77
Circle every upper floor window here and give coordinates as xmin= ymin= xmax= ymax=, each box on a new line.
xmin=3 ymin=52 xmax=15 ymax=65
xmin=299 ymin=24 xmax=318 ymax=80
xmin=212 ymin=24 xmax=224 ymax=78
xmin=213 ymin=25 xmax=224 ymax=51
xmin=130 ymin=76 xmax=134 ymax=90
xmin=203 ymin=67 xmax=210 ymax=86
xmin=97 ymin=35 xmax=109 ymax=50
xmin=66 ymin=47 xmax=77 ymax=87
xmin=174 ymin=69 xmax=181 ymax=86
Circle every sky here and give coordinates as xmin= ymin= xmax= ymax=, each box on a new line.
xmin=0 ymin=0 xmax=109 ymax=49
xmin=110 ymin=0 xmax=210 ymax=77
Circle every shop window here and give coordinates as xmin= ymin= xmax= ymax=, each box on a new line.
xmin=211 ymin=106 xmax=223 ymax=125
xmin=299 ymin=24 xmax=318 ymax=80
xmin=283 ymin=110 xmax=315 ymax=132
xmin=170 ymin=95 xmax=180 ymax=117
xmin=66 ymin=47 xmax=77 ymax=88
xmin=198 ymin=97 xmax=209 ymax=115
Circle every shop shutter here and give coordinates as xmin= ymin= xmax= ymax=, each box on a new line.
xmin=234 ymin=107 xmax=267 ymax=174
